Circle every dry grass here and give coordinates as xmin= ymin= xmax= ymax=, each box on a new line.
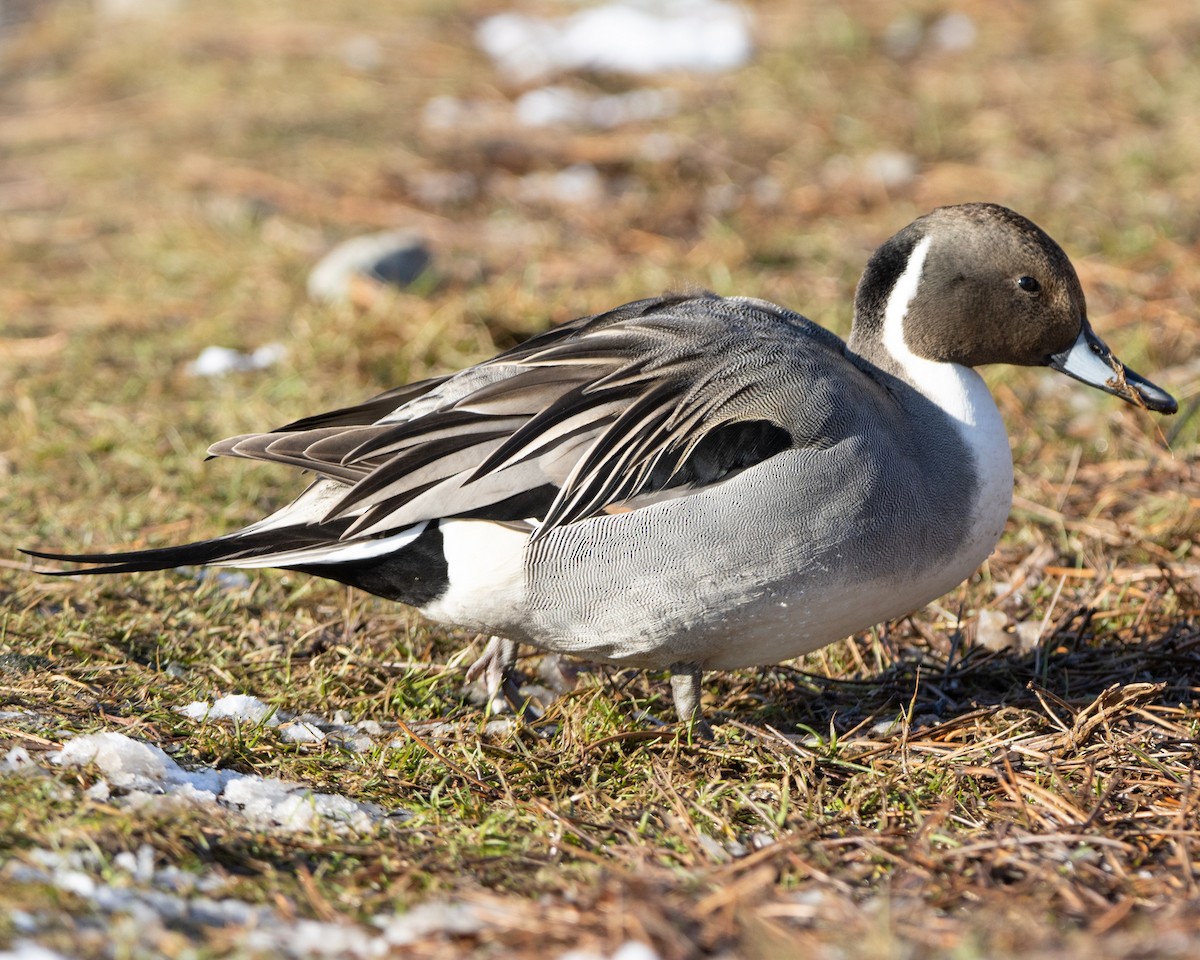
xmin=2 ymin=1 xmax=1200 ymax=957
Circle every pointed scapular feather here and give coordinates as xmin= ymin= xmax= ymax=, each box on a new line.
xmin=343 ymin=409 xmax=500 ymax=463
xmin=457 ymin=365 xmax=604 ymax=414
xmin=344 ymin=460 xmax=553 ymax=538
xmin=465 ymin=386 xmax=631 ymax=481
xmin=540 ymin=383 xmax=681 ymax=530
xmin=303 ymin=426 xmax=399 ymax=466
xmin=330 ymin=430 xmax=514 ymax=518
xmin=271 ymin=377 xmax=450 ymax=432
xmin=203 ymin=432 xmax=364 ymax=483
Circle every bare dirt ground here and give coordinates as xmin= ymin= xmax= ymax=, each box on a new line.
xmin=2 ymin=1 xmax=1199 ymax=957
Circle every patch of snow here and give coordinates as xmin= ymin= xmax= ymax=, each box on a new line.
xmin=55 ymin=731 xmax=176 ymax=791
xmin=614 ymin=944 xmax=663 ymax=960
xmin=515 ymin=85 xmax=679 ymax=128
xmin=221 ymin=774 xmax=383 ymax=833
xmin=515 ymin=164 xmax=605 ymax=206
xmin=113 ymin=844 xmax=156 ymax=884
xmin=10 ymin=847 xmax=491 ymax=959
xmin=51 ymin=731 xmax=391 ymax=834
xmin=95 ymin=0 xmax=181 ymax=20
xmin=180 ymin=694 xmax=280 ymax=727
xmin=280 ymin=721 xmax=326 ymax=744
xmin=870 ymin=717 xmax=903 ymax=738
xmin=477 ymin=0 xmax=753 ymax=82
xmin=0 ymin=942 xmax=74 ymax=960
xmin=421 ymin=94 xmax=508 ymax=131
xmin=194 ymin=568 xmax=252 ymax=592
xmin=178 ymin=696 xmax=396 ymax=754
xmin=560 ymin=945 xmax=660 ymax=960
xmin=8 ymin=910 xmax=38 ymax=935
xmin=3 ymin=746 xmax=33 ymax=770
xmin=696 ymin=832 xmax=730 ymax=862
xmin=187 ymin=343 xmax=285 ymax=377
xmin=85 ymin=779 xmax=111 ymax=801
xmin=378 ymin=901 xmax=488 ymax=946
xmin=390 ymin=717 xmax=515 ymax=745
xmin=221 ymin=777 xmax=306 ymax=825
xmin=823 ymin=150 xmax=918 ymax=192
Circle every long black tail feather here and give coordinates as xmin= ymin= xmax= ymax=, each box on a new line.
xmin=22 ymin=520 xmax=356 ymax=576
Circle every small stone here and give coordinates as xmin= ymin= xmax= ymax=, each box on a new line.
xmin=870 ymin=717 xmax=902 ymax=737
xmin=725 ymin=839 xmax=749 ymax=857
xmin=409 ymin=170 xmax=478 ymax=207
xmin=883 ymin=13 xmax=923 ymax=59
xmin=1014 ymin=620 xmax=1044 ymax=652
xmin=537 ymin=654 xmax=581 ymax=694
xmin=974 ymin=609 xmax=1013 ymax=652
xmin=341 ymin=35 xmax=382 ymax=72
xmin=751 ymin=175 xmax=784 ymax=208
xmin=697 ymin=833 xmax=731 ymax=862
xmin=930 ymin=13 xmax=976 ymax=52
xmin=308 ymin=231 xmax=432 ymax=304
xmin=863 ymin=149 xmax=918 ymax=189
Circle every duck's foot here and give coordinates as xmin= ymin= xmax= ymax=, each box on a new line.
xmin=465 ymin=636 xmax=533 ymax=716
xmin=669 ymin=662 xmax=713 ymax=739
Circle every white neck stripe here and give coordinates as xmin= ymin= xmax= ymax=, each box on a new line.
xmin=882 ymin=233 xmax=933 ymax=371
xmin=878 ymin=232 xmax=985 ymax=426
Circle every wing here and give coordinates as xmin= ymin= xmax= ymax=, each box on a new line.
xmin=208 ymin=293 xmax=847 ymax=542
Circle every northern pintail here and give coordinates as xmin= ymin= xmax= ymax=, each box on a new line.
xmin=28 ymin=204 xmax=1177 ymax=726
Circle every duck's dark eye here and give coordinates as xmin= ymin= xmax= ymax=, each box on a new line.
xmin=1017 ymin=275 xmax=1041 ymax=293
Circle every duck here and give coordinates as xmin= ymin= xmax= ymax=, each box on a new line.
xmin=27 ymin=203 xmax=1177 ymax=728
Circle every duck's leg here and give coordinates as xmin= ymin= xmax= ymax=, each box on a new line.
xmin=465 ymin=636 xmax=523 ymax=713
xmin=669 ymin=662 xmax=712 ymax=738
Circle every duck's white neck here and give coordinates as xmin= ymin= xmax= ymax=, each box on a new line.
xmin=879 ymin=236 xmax=994 ymax=430
xmin=879 ymin=233 xmax=1015 ymax=543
